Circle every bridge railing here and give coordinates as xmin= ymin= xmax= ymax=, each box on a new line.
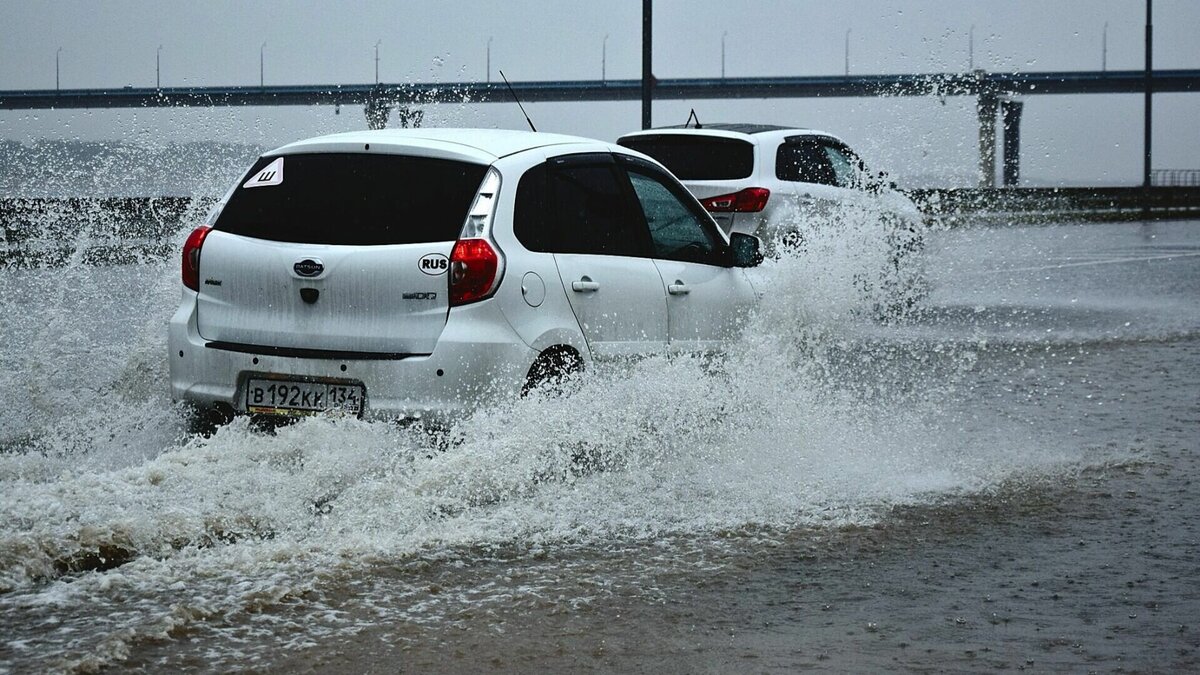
xmin=1151 ymin=169 xmax=1200 ymax=187
xmin=4 ymin=188 xmax=1200 ymax=268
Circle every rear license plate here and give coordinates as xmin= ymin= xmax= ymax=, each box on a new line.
xmin=245 ymin=378 xmax=364 ymax=416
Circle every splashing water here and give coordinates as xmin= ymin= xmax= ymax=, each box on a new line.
xmin=0 ymin=147 xmax=1100 ymax=672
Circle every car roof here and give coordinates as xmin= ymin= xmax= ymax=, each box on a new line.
xmin=653 ymin=123 xmax=796 ymax=135
xmin=268 ymin=128 xmax=607 ymax=163
xmin=619 ymin=124 xmax=841 ymax=145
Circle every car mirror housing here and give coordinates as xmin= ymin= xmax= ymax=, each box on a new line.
xmin=730 ymin=232 xmax=764 ymax=268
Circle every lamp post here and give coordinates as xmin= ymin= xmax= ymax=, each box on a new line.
xmin=602 ymin=33 xmax=609 ymax=83
xmin=259 ymin=42 xmax=265 ymax=87
xmin=641 ymin=0 xmax=651 ymax=130
xmin=487 ymin=36 xmax=492 ymax=84
xmin=969 ymin=24 xmax=975 ymax=70
xmin=844 ymin=28 xmax=851 ymax=76
xmin=1144 ymin=0 xmax=1152 ymax=190
xmin=374 ymin=40 xmax=381 ymax=84
xmin=1102 ymin=21 xmax=1108 ymax=72
xmin=721 ymin=31 xmax=727 ymax=79
xmin=157 ymin=45 xmax=162 ymax=88
xmin=56 ymin=47 xmax=62 ymax=90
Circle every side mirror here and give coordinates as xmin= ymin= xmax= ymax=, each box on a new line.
xmin=730 ymin=232 xmax=764 ymax=268
xmin=872 ymin=171 xmax=900 ymax=192
xmin=862 ymin=170 xmax=887 ymax=192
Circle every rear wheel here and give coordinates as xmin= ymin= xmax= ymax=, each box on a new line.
xmin=183 ymin=402 xmax=234 ymax=437
xmin=522 ymin=347 xmax=583 ymax=396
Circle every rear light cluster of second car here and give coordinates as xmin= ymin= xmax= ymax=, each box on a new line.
xmin=700 ymin=187 xmax=771 ymax=213
xmin=449 ymin=168 xmax=505 ymax=306
xmin=181 ymin=225 xmax=212 ymax=291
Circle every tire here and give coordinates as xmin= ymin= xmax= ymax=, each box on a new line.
xmin=522 ymin=348 xmax=583 ymax=396
xmin=184 ymin=402 xmax=234 ymax=437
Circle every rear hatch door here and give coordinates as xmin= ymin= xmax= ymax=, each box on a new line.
xmin=617 ymin=133 xmax=756 ymax=233
xmin=196 ymin=152 xmax=487 ymax=355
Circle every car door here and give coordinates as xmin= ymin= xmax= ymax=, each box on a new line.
xmin=541 ymin=153 xmax=669 ymax=359
xmin=617 ymin=156 xmax=756 ymax=351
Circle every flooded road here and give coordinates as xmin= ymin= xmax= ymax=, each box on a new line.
xmin=1 ymin=218 xmax=1198 ymax=673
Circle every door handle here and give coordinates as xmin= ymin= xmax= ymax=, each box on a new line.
xmin=572 ymin=277 xmax=600 ymax=292
xmin=667 ymin=281 xmax=690 ymax=295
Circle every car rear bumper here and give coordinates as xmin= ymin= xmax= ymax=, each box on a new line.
xmin=168 ymin=294 xmax=537 ymax=421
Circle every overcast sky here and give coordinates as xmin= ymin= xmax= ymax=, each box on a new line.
xmin=1 ymin=1 xmax=1197 ymax=186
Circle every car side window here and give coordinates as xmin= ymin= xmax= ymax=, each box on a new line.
xmin=624 ymin=167 xmax=725 ymax=266
xmin=548 ymin=161 xmax=651 ymax=257
xmin=515 ymin=159 xmax=651 ymax=257
xmin=514 ymin=162 xmax=551 ymax=251
xmin=821 ymin=142 xmax=868 ymax=190
xmin=776 ymin=139 xmax=836 ymax=186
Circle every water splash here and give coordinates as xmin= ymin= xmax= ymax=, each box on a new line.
xmin=0 ymin=123 xmax=1100 ymax=673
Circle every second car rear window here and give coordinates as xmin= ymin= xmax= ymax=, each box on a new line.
xmin=617 ymin=135 xmax=754 ymax=181
xmin=214 ymin=153 xmax=487 ymax=245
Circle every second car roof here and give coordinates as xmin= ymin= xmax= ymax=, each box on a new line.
xmin=619 ymin=124 xmax=844 ymax=147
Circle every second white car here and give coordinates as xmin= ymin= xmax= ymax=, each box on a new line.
xmin=617 ymin=123 xmax=922 ymax=238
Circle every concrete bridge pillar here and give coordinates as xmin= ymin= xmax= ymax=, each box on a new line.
xmin=363 ymin=97 xmax=422 ymax=130
xmin=364 ymin=98 xmax=391 ymax=130
xmin=395 ymin=106 xmax=423 ymax=128
xmin=977 ymin=91 xmax=999 ymax=188
xmin=1001 ymin=99 xmax=1024 ymax=186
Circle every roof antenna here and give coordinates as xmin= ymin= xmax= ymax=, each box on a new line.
xmin=499 ymin=70 xmax=537 ymax=132
xmin=685 ymin=108 xmax=702 ymax=129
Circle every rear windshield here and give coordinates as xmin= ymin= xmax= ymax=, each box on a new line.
xmin=617 ymin=135 xmax=754 ymax=180
xmin=214 ymin=153 xmax=487 ymax=245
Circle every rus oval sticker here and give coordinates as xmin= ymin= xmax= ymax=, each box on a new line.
xmin=418 ymin=253 xmax=449 ymax=276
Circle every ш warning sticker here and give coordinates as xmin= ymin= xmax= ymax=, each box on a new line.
xmin=243 ymin=157 xmax=284 ymax=188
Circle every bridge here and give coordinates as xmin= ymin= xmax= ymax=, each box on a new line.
xmin=4 ymin=70 xmax=1198 ymax=109
xmin=2 ymin=68 xmax=1198 ymax=187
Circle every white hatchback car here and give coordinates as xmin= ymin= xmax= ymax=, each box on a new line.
xmin=169 ymin=129 xmax=762 ymax=424
xmin=617 ymin=124 xmax=921 ymax=235
xmin=618 ymin=124 xmax=925 ymax=308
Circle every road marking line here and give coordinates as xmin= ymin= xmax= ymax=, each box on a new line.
xmin=970 ymin=251 xmax=1200 ymax=276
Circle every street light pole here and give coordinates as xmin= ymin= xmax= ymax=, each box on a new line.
xmin=374 ymin=40 xmax=381 ymax=84
xmin=1144 ymin=0 xmax=1152 ymax=190
xmin=259 ymin=42 xmax=265 ymax=87
xmin=721 ymin=31 xmax=727 ymax=79
xmin=157 ymin=45 xmax=162 ymax=88
xmin=487 ymin=36 xmax=492 ymax=84
xmin=969 ymin=24 xmax=975 ymax=70
xmin=844 ymin=29 xmax=851 ymax=76
xmin=56 ymin=47 xmax=61 ymax=90
xmin=1102 ymin=21 xmax=1108 ymax=72
xmin=602 ymin=33 xmax=609 ymax=83
xmin=641 ymin=0 xmax=652 ymax=130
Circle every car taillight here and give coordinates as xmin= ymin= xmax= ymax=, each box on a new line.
xmin=182 ymin=225 xmax=211 ymax=291
xmin=449 ymin=238 xmax=502 ymax=306
xmin=700 ymin=188 xmax=771 ymax=213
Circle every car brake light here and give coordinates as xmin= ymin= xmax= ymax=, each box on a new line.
xmin=182 ymin=225 xmax=211 ymax=291
xmin=700 ymin=188 xmax=771 ymax=213
xmin=449 ymin=238 xmax=501 ymax=306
